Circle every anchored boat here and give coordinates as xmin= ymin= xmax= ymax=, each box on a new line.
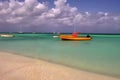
xmin=60 ymin=33 xmax=92 ymax=41
xmin=0 ymin=34 xmax=14 ymax=38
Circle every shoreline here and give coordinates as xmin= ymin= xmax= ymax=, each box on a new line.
xmin=0 ymin=51 xmax=120 ymax=80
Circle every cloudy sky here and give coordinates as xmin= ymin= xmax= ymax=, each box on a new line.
xmin=0 ymin=0 xmax=120 ymax=33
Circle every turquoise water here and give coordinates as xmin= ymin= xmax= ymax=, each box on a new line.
xmin=0 ymin=33 xmax=120 ymax=78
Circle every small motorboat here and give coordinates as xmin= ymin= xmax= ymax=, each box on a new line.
xmin=0 ymin=34 xmax=14 ymax=38
xmin=60 ymin=33 xmax=92 ymax=41
xmin=60 ymin=35 xmax=92 ymax=41
xmin=53 ymin=36 xmax=59 ymax=38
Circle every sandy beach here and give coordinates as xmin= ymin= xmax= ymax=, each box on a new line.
xmin=0 ymin=51 xmax=120 ymax=80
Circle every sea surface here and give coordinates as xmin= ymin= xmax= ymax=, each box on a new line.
xmin=0 ymin=33 xmax=120 ymax=78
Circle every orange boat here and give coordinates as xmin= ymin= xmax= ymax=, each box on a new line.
xmin=60 ymin=33 xmax=92 ymax=41
xmin=60 ymin=35 xmax=91 ymax=41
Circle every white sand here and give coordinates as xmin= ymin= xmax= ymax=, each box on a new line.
xmin=0 ymin=51 xmax=120 ymax=80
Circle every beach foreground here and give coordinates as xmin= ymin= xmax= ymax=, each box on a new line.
xmin=0 ymin=51 xmax=119 ymax=80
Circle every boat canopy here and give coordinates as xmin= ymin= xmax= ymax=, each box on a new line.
xmin=71 ymin=32 xmax=80 ymax=37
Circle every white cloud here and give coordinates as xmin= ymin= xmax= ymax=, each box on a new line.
xmin=0 ymin=0 xmax=120 ymax=33
xmin=54 ymin=0 xmax=67 ymax=9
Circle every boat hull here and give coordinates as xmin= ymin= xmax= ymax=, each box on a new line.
xmin=0 ymin=34 xmax=14 ymax=38
xmin=60 ymin=35 xmax=92 ymax=41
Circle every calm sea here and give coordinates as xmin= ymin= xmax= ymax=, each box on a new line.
xmin=0 ymin=33 xmax=120 ymax=78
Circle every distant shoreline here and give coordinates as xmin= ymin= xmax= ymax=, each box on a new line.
xmin=0 ymin=32 xmax=120 ymax=35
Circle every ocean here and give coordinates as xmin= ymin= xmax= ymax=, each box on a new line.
xmin=0 ymin=33 xmax=120 ymax=78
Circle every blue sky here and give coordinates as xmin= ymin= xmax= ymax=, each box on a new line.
xmin=69 ymin=0 xmax=120 ymax=13
xmin=0 ymin=0 xmax=120 ymax=33
xmin=38 ymin=0 xmax=120 ymax=13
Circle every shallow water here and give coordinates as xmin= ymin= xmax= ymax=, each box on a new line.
xmin=0 ymin=33 xmax=120 ymax=77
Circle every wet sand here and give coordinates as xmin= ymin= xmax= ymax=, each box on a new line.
xmin=0 ymin=51 xmax=120 ymax=80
